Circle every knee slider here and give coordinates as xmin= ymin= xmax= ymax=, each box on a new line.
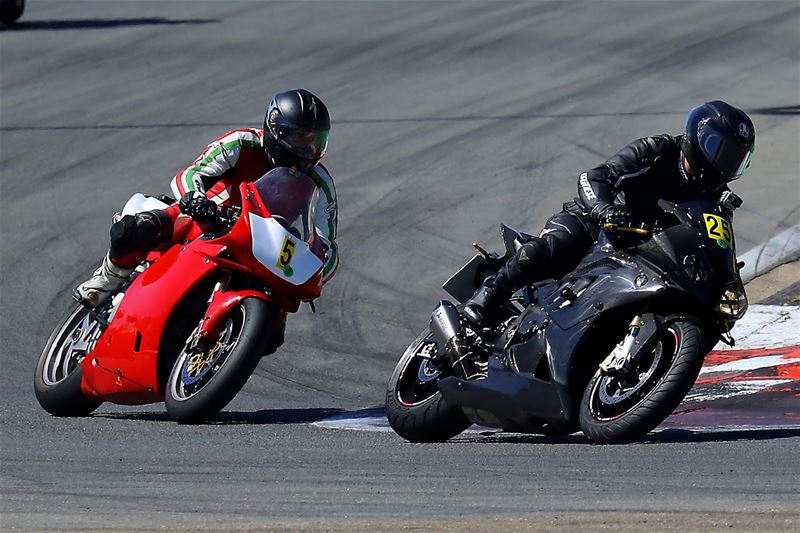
xmin=109 ymin=215 xmax=138 ymax=251
xmin=505 ymin=237 xmax=549 ymax=283
xmin=109 ymin=210 xmax=172 ymax=258
xmin=135 ymin=210 xmax=173 ymax=246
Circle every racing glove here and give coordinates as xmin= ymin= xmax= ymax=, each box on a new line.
xmin=600 ymin=206 xmax=633 ymax=228
xmin=179 ymin=191 xmax=218 ymax=222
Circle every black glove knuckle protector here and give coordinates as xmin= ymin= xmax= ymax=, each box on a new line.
xmin=179 ymin=192 xmax=217 ymax=221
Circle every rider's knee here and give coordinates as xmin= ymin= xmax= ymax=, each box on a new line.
xmin=109 ymin=210 xmax=173 ymax=261
xmin=136 ymin=210 xmax=173 ymax=245
xmin=505 ymin=237 xmax=550 ymax=284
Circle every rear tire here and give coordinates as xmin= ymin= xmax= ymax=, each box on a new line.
xmin=34 ymin=304 xmax=103 ymax=417
xmin=385 ymin=330 xmax=471 ymax=442
xmin=579 ymin=318 xmax=705 ymax=443
xmin=165 ymin=298 xmax=272 ymax=424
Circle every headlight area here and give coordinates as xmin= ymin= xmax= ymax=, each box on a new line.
xmin=718 ymin=284 xmax=749 ymax=320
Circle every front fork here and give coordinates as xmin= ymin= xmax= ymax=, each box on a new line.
xmin=598 ymin=314 xmax=659 ymax=379
xmin=186 ymin=276 xmax=271 ymax=353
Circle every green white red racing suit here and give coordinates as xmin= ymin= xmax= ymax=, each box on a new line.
xmin=169 ymin=128 xmax=339 ymax=284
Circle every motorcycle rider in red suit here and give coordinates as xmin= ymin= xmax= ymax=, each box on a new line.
xmin=75 ymin=89 xmax=338 ymax=347
xmin=462 ymin=101 xmax=756 ymax=329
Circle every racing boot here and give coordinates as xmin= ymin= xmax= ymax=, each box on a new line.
xmin=74 ymin=253 xmax=134 ymax=307
xmin=462 ymin=271 xmax=514 ymax=331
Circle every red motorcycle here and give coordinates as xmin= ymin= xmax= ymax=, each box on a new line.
xmin=35 ymin=167 xmax=327 ymax=423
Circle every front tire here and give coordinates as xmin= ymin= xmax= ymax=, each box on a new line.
xmin=579 ymin=318 xmax=705 ymax=443
xmin=386 ymin=330 xmax=471 ymax=442
xmin=165 ymin=298 xmax=272 ymax=424
xmin=34 ymin=303 xmax=103 ymax=417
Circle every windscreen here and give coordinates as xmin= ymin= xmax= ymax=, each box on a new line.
xmin=253 ymin=167 xmax=318 ymax=242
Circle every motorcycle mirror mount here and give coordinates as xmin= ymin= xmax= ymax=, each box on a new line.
xmin=719 ymin=190 xmax=743 ymax=212
xmin=472 ymin=243 xmax=490 ymax=259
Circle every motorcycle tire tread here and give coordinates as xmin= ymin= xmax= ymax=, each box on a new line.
xmin=385 ymin=329 xmax=471 ymax=443
xmin=164 ymin=297 xmax=272 ymax=424
xmin=578 ymin=319 xmax=705 ymax=444
xmin=386 ymin=391 xmax=471 ymax=443
xmin=34 ymin=303 xmax=103 ymax=417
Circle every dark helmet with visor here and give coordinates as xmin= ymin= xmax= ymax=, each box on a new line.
xmin=680 ymin=101 xmax=755 ymax=192
xmin=263 ymin=89 xmax=331 ymax=174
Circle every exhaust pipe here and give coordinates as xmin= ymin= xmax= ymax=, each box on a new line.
xmin=430 ymin=301 xmax=462 ymax=348
xmin=430 ymin=301 xmax=481 ymax=379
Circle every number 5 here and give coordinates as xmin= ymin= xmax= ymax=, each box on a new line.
xmin=277 ymin=236 xmax=296 ymax=268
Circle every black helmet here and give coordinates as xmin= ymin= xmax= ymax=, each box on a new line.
xmin=680 ymin=101 xmax=755 ymax=191
xmin=263 ymin=89 xmax=331 ymax=173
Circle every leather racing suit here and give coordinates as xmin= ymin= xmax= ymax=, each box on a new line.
xmin=111 ymin=128 xmax=339 ymax=284
xmin=472 ymin=134 xmax=726 ymax=319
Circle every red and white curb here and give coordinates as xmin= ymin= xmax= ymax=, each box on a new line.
xmin=315 ymin=305 xmax=800 ymax=434
xmin=664 ymin=304 xmax=799 ymax=430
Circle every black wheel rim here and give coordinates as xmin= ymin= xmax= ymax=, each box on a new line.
xmin=396 ymin=334 xmax=445 ymax=407
xmin=169 ymin=306 xmax=245 ymax=402
xmin=589 ymin=327 xmax=680 ymax=421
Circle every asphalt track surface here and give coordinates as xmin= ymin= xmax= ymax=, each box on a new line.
xmin=1 ymin=1 xmax=799 ymax=530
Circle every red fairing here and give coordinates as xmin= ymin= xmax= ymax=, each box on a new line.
xmin=80 ymin=243 xmax=227 ymax=403
xmin=197 ymin=289 xmax=270 ymax=343
xmin=80 ymin=176 xmax=325 ymax=405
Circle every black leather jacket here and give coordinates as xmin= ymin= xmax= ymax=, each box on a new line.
xmin=574 ymin=134 xmax=725 ymax=226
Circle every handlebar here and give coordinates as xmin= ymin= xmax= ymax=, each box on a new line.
xmin=601 ymin=222 xmax=652 ymax=236
xmin=217 ymin=205 xmax=241 ymax=224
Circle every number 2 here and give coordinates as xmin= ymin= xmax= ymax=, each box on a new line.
xmin=706 ymin=214 xmax=721 ymax=237
xmin=704 ymin=213 xmax=731 ymax=244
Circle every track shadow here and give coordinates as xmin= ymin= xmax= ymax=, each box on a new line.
xmin=1 ymin=18 xmax=218 ymax=31
xmin=455 ymin=426 xmax=800 ymax=445
xmin=642 ymin=427 xmax=800 ymax=443
xmin=747 ymin=105 xmax=800 ymax=116
xmin=210 ymin=408 xmax=351 ymax=425
xmin=96 ymin=407 xmax=348 ymax=425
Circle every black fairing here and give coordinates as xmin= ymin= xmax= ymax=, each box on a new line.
xmin=438 ymin=198 xmax=740 ymax=431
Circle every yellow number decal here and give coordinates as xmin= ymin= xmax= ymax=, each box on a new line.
xmin=703 ymin=213 xmax=731 ymax=248
xmin=277 ymin=236 xmax=296 ymax=269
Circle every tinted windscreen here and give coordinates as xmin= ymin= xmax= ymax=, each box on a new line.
xmin=253 ymin=167 xmax=318 ymax=241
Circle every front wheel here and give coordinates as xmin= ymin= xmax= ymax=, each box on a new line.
xmin=34 ymin=303 xmax=103 ymax=416
xmin=165 ymin=298 xmax=272 ymax=424
xmin=385 ymin=330 xmax=471 ymax=442
xmin=579 ymin=318 xmax=705 ymax=443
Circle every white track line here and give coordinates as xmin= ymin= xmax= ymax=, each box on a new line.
xmin=739 ymin=223 xmax=800 ymax=283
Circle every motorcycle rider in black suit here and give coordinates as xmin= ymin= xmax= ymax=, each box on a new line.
xmin=462 ymin=100 xmax=756 ymax=329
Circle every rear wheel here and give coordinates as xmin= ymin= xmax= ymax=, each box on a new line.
xmin=34 ymin=303 xmax=103 ymax=416
xmin=579 ymin=318 xmax=705 ymax=443
xmin=165 ymin=298 xmax=272 ymax=424
xmin=385 ymin=330 xmax=471 ymax=442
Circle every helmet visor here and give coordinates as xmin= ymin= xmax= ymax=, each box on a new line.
xmin=698 ymin=125 xmax=753 ymax=180
xmin=279 ymin=127 xmax=329 ymax=162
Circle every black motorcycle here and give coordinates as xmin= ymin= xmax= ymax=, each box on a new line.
xmin=386 ymin=193 xmax=748 ymax=443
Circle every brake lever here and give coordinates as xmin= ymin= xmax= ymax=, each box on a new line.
xmin=215 ymin=206 xmax=241 ymax=227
